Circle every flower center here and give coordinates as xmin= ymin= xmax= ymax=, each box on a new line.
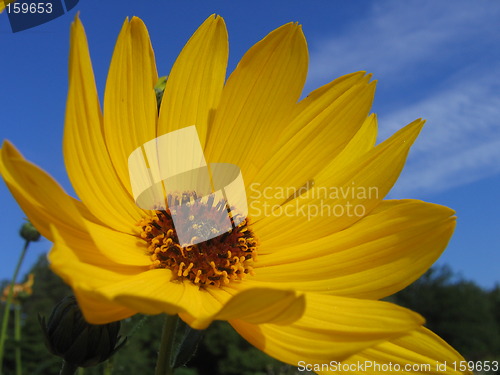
xmin=137 ymin=195 xmax=257 ymax=288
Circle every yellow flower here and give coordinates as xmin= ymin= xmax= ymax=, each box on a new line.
xmin=0 ymin=15 xmax=471 ymax=373
xmin=1 ymin=274 xmax=34 ymax=303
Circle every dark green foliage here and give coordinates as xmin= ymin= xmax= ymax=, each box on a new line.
xmin=111 ymin=314 xmax=164 ymax=374
xmin=7 ymin=254 xmax=73 ymax=374
xmin=391 ymin=265 xmax=500 ymax=361
xmin=187 ymin=320 xmax=294 ymax=375
xmin=490 ymin=285 xmax=500 ymax=325
xmin=172 ymin=319 xmax=204 ymax=368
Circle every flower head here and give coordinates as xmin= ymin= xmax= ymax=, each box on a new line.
xmin=1 ymin=273 xmax=34 ymax=303
xmin=0 ymin=14 xmax=471 ymax=372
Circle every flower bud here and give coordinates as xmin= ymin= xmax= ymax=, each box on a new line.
xmin=19 ymin=221 xmax=40 ymax=242
xmin=154 ymin=76 xmax=168 ymax=112
xmin=39 ymin=296 xmax=126 ymax=368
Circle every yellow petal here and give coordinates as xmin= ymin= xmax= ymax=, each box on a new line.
xmin=54 ymin=237 xmax=306 ymax=328
xmin=189 ymin=287 xmax=305 ymax=329
xmin=73 ymin=288 xmax=137 ymax=324
xmin=253 ymin=118 xmax=424 ymax=245
xmin=250 ymin=75 xmax=375 ymax=212
xmin=320 ymin=113 xmax=378 ymax=177
xmin=340 ymin=327 xmax=472 ymax=375
xmin=205 ymin=22 xmax=308 ymax=178
xmin=96 ymin=269 xmax=305 ymax=329
xmin=97 ymin=269 xmax=202 ymax=317
xmin=93 ymin=269 xmax=251 ymax=329
xmin=252 ymin=200 xmax=455 ymax=299
xmin=0 ymin=141 xmax=85 ymax=242
xmin=103 ymin=17 xmax=158 ymax=194
xmin=48 ymin=223 xmax=146 ymax=279
xmin=277 ymin=72 xmax=371 ymax=146
xmin=48 ymin=224 xmax=148 ymax=324
xmin=231 ymin=293 xmax=423 ymax=364
xmin=249 ymin=110 xmax=378 ymax=221
xmin=157 ymin=14 xmax=228 ymax=146
xmin=49 ymin=238 xmax=142 ymax=325
xmin=64 ymin=16 xmax=144 ymax=232
xmin=0 ymin=1 xmax=15 ymax=13
xmin=316 ymin=118 xmax=424 ymax=194
xmin=50 ymin=225 xmax=136 ymax=324
xmin=84 ymin=220 xmax=152 ymax=266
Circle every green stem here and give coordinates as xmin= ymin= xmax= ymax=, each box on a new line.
xmin=14 ymin=305 xmax=21 ymax=375
xmin=59 ymin=361 xmax=78 ymax=375
xmin=155 ymin=314 xmax=179 ymax=375
xmin=0 ymin=239 xmax=30 ymax=373
xmin=103 ymin=357 xmax=114 ymax=375
xmin=127 ymin=315 xmax=150 ymax=338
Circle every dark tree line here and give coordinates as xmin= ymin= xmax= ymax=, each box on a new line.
xmin=390 ymin=265 xmax=500 ymax=363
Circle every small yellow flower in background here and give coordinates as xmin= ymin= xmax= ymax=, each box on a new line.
xmin=1 ymin=274 xmax=34 ymax=303
xmin=0 ymin=14 xmax=472 ymax=374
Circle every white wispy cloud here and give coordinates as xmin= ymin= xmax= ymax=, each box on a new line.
xmin=381 ymin=65 xmax=500 ymax=197
xmin=305 ymin=0 xmax=500 ymax=197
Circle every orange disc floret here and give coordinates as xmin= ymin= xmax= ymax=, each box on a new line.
xmin=138 ymin=196 xmax=257 ymax=288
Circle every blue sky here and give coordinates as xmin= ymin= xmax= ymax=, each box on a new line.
xmin=1 ymin=0 xmax=499 ymax=289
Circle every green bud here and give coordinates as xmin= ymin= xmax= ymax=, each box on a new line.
xmin=39 ymin=296 xmax=126 ymax=368
xmin=19 ymin=221 xmax=40 ymax=242
xmin=154 ymin=76 xmax=168 ymax=112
